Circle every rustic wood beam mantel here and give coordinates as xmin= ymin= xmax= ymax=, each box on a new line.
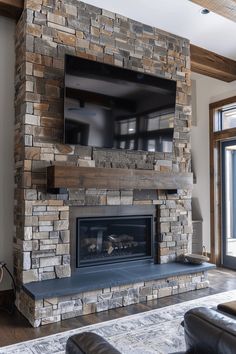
xmin=47 ymin=165 xmax=193 ymax=191
xmin=190 ymin=44 xmax=236 ymax=82
xmin=190 ymin=0 xmax=236 ymax=23
xmin=0 ymin=0 xmax=24 ymax=20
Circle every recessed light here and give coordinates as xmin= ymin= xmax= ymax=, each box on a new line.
xmin=200 ymin=8 xmax=210 ymax=15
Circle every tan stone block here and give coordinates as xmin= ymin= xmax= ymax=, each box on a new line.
xmin=158 ymin=287 xmax=172 ymax=298
xmin=34 ymin=103 xmax=49 ymax=111
xmin=44 ymin=297 xmax=58 ymax=306
xmin=90 ymin=43 xmax=103 ymax=53
xmin=55 ymin=31 xmax=76 ymax=46
xmin=25 ymin=201 xmax=33 ymax=215
xmin=41 ymin=315 xmax=61 ymax=325
xmin=48 ymin=13 xmax=65 ymax=26
xmin=22 ymin=269 xmax=39 ymax=283
xmin=60 ymin=230 xmax=70 ymax=243
xmin=60 ymin=211 xmax=69 ymax=220
xmin=55 ymin=154 xmax=67 ymax=161
xmin=33 ymin=64 xmax=44 ymax=78
xmin=26 ymin=62 xmax=33 ymax=75
xmin=55 ymin=144 xmax=74 ymax=154
xmin=159 ymin=248 xmax=171 ymax=256
xmin=26 ymin=23 xmax=42 ymax=37
xmin=22 ymin=240 xmax=38 ymax=251
xmin=76 ymin=30 xmax=84 ymax=39
xmin=55 ymin=264 xmax=71 ymax=278
xmin=24 ymin=226 xmax=32 ymax=240
xmin=23 ymin=252 xmax=31 ymax=270
xmin=48 ymin=21 xmax=75 ymax=34
xmin=32 ymin=232 xmax=49 ymax=240
xmin=26 ymin=81 xmax=34 ymax=92
xmin=27 ymin=0 xmax=42 ymax=11
xmin=48 ymin=200 xmax=64 ymax=206
xmin=25 ymin=147 xmax=40 ymax=160
xmin=83 ymin=303 xmax=96 ymax=315
xmin=45 ymin=84 xmax=60 ymax=98
xmin=40 ymin=153 xmax=54 ymax=160
xmin=41 ymin=55 xmax=53 ymax=67
xmin=26 ymin=52 xmax=42 ymax=64
xmin=56 ymin=243 xmax=70 ymax=255
xmin=22 ymin=172 xmax=31 ymax=188
xmin=34 ymin=306 xmax=53 ymax=320
xmin=24 ymin=160 xmax=32 ymax=172
xmin=54 ymin=220 xmax=69 ymax=231
xmin=76 ymin=38 xmax=89 ymax=49
xmin=24 ymin=114 xmax=40 ymax=126
xmin=39 ymin=215 xmax=59 ymax=222
xmin=64 ymin=4 xmax=77 ymax=16
xmin=40 ymin=256 xmax=61 ymax=267
xmin=133 ymin=200 xmax=152 ymax=205
xmin=77 ymin=159 xmax=95 ymax=167
xmin=47 ymin=206 xmax=68 ymax=211
xmin=25 ymin=215 xmax=39 ymax=226
xmin=90 ymin=26 xmax=100 ymax=38
xmin=53 ymin=58 xmax=64 ymax=70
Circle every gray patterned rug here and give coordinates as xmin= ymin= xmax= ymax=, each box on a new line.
xmin=1 ymin=289 xmax=236 ymax=354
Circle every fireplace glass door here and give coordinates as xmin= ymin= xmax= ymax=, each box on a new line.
xmin=76 ymin=215 xmax=153 ymax=267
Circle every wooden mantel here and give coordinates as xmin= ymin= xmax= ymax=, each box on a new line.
xmin=47 ymin=165 xmax=193 ymax=191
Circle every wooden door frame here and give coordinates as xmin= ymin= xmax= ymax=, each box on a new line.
xmin=209 ymin=96 xmax=236 ymax=265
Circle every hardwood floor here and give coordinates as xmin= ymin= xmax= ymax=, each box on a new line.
xmin=0 ymin=267 xmax=235 ymax=348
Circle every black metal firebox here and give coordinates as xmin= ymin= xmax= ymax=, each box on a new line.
xmin=76 ymin=215 xmax=153 ymax=267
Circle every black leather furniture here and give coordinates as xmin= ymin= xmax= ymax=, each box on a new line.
xmin=66 ymin=332 xmax=121 ymax=354
xmin=66 ymin=306 xmax=236 ymax=354
xmin=184 ymin=307 xmax=236 ymax=354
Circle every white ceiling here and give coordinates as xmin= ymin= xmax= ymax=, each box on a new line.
xmin=84 ymin=0 xmax=236 ymax=60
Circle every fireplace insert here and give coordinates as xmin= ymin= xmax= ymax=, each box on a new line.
xmin=76 ymin=215 xmax=153 ymax=267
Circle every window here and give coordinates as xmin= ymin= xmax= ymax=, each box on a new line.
xmin=214 ymin=105 xmax=236 ymax=132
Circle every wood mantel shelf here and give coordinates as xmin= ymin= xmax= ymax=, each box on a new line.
xmin=47 ymin=165 xmax=193 ymax=190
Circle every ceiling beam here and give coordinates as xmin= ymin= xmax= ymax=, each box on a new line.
xmin=190 ymin=0 xmax=236 ymax=23
xmin=190 ymin=44 xmax=236 ymax=82
xmin=0 ymin=0 xmax=24 ymax=20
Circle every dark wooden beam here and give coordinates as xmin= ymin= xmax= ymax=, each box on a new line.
xmin=190 ymin=44 xmax=236 ymax=82
xmin=47 ymin=165 xmax=193 ymax=190
xmin=0 ymin=0 xmax=24 ymax=20
xmin=190 ymin=0 xmax=236 ymax=23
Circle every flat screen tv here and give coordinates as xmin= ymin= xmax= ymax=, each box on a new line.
xmin=64 ymin=55 xmax=176 ymax=153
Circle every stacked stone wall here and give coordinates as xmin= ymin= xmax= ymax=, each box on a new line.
xmin=14 ymin=0 xmax=193 ymax=326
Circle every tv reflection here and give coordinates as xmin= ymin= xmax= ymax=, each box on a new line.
xmin=65 ymin=95 xmax=174 ymax=153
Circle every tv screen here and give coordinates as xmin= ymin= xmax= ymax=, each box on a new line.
xmin=64 ymin=55 xmax=176 ymax=153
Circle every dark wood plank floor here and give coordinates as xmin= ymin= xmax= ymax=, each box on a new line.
xmin=0 ymin=267 xmax=235 ymax=348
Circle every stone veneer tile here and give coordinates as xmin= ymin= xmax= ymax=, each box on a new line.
xmin=17 ymin=271 xmax=208 ymax=327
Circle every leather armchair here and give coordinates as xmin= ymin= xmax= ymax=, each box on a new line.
xmin=184 ymin=307 xmax=236 ymax=354
xmin=66 ymin=331 xmax=185 ymax=354
xmin=66 ymin=332 xmax=121 ymax=354
xmin=66 ymin=306 xmax=236 ymax=354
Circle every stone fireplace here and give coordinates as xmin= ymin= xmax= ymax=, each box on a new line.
xmin=13 ymin=0 xmax=212 ymax=327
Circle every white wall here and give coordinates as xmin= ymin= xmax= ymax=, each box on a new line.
xmin=191 ymin=73 xmax=236 ymax=253
xmin=0 ymin=16 xmax=15 ymax=290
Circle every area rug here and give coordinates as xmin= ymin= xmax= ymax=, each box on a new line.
xmin=1 ymin=289 xmax=236 ymax=354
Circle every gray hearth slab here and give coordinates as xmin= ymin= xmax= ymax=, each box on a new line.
xmin=23 ymin=262 xmax=215 ymax=300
